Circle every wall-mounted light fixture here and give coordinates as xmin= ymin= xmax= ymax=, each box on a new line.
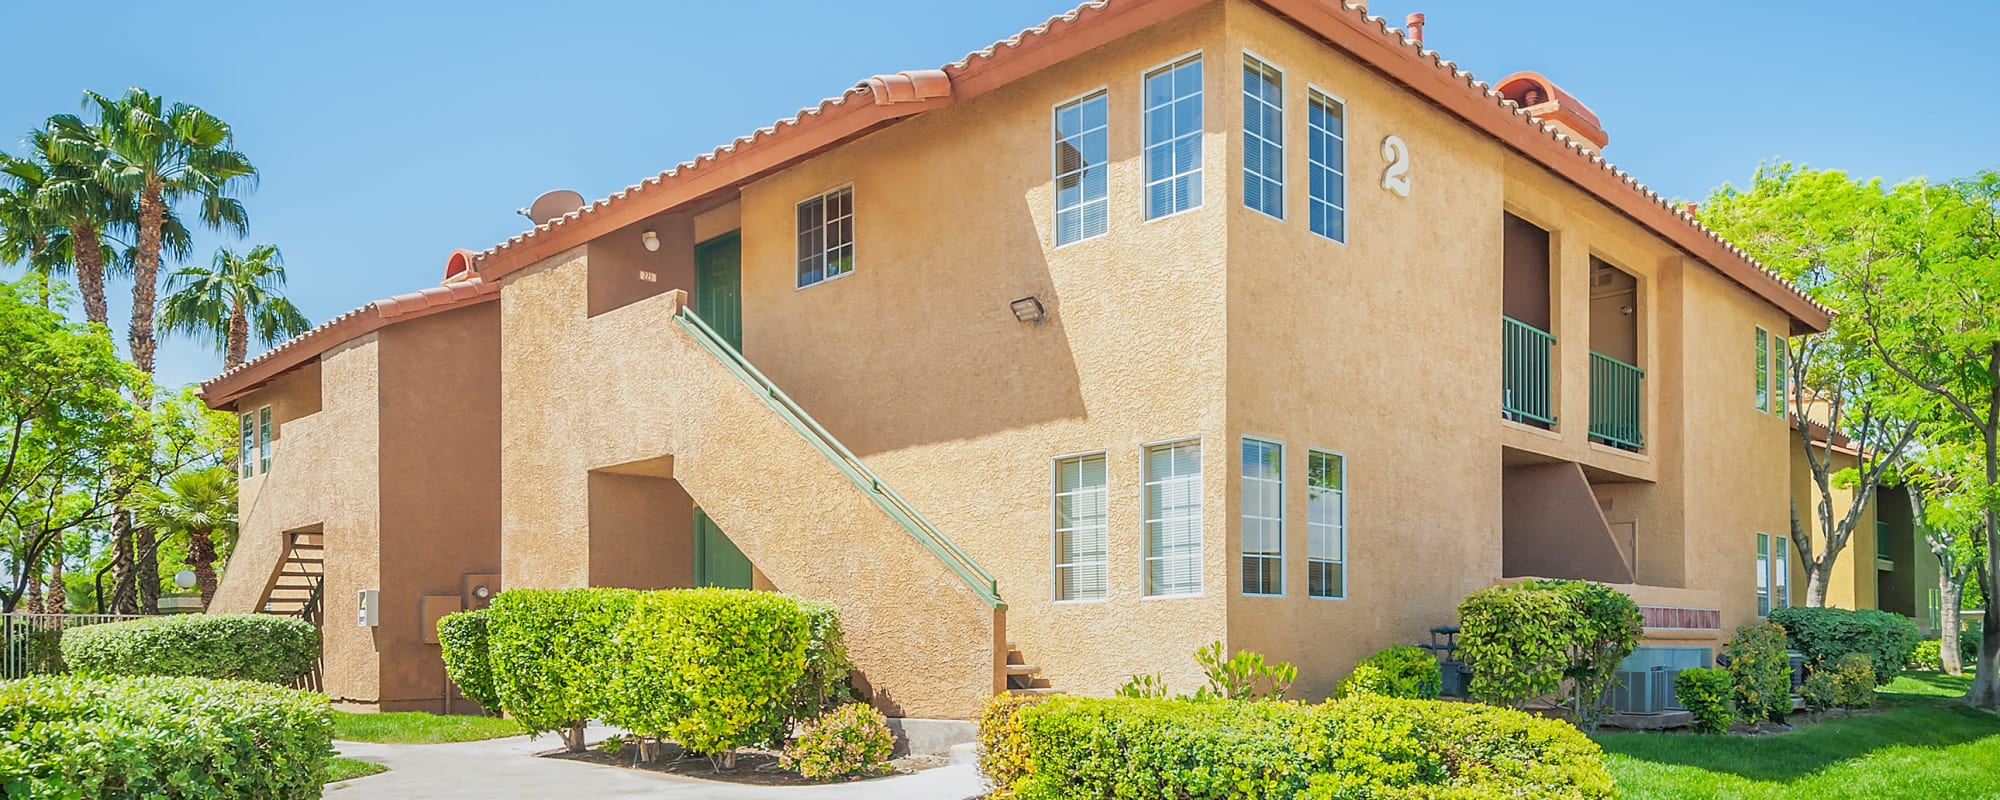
xmin=641 ymin=230 xmax=661 ymax=252
xmin=1619 ymin=304 xmax=1634 ymax=317
xmin=1010 ymin=296 xmax=1046 ymax=325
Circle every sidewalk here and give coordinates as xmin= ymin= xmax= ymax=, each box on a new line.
xmin=329 ymin=726 xmax=985 ymax=799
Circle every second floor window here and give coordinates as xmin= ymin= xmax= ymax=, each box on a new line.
xmin=1754 ymin=327 xmax=1771 ymax=412
xmin=1307 ymin=90 xmax=1347 ymax=243
xmin=797 ymin=186 xmax=854 ymax=289
xmin=1241 ymin=55 xmax=1284 ymax=219
xmin=1143 ymin=55 xmax=1204 ymax=220
xmin=1241 ymin=437 xmax=1283 ymax=596
xmin=239 ymin=412 xmax=255 ymax=477
xmin=1773 ymin=340 xmax=1789 ymax=417
xmin=258 ymin=406 xmax=274 ymax=474
xmin=1053 ymin=92 xmax=1109 ymax=246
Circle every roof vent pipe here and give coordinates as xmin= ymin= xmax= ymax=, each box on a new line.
xmin=1406 ymin=13 xmax=1425 ymax=46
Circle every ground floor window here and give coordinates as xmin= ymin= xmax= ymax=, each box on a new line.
xmin=1144 ymin=440 xmax=1203 ymax=597
xmin=1307 ymin=450 xmax=1346 ymax=599
xmin=1756 ymin=532 xmax=1771 ymax=616
xmin=1240 ymin=437 xmax=1283 ymax=596
xmin=1053 ymin=454 xmax=1109 ymax=601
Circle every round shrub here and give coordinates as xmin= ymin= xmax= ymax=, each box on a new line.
xmin=1336 ymin=645 xmax=1442 ymax=700
xmin=1458 ymin=579 xmax=1641 ymax=727
xmin=780 ymin=702 xmax=894 ymax=780
xmin=0 ymin=674 xmax=333 ymax=799
xmin=1906 ymin=639 xmax=1944 ymax=672
xmin=59 ymin=613 xmax=319 ymax=684
xmin=1673 ymin=667 xmax=1734 ymax=734
xmin=438 ymin=608 xmax=500 ymax=712
xmin=1303 ymin=694 xmax=1616 ymax=799
xmin=1767 ymin=606 xmax=1919 ymax=685
xmin=605 ymin=588 xmax=811 ymax=758
xmin=1829 ymin=652 xmax=1878 ymax=708
xmin=976 ymin=692 xmax=1044 ymax=799
xmin=487 ymin=588 xmax=640 ymax=747
xmin=1725 ymin=622 xmax=1792 ymax=722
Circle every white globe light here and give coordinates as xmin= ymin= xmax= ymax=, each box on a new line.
xmin=174 ymin=570 xmax=198 ymax=589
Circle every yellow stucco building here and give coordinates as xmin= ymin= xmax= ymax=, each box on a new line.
xmin=1785 ymin=419 xmax=1943 ymax=633
xmin=204 ymin=0 xmax=1829 ymax=719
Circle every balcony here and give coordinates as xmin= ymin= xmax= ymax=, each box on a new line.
xmin=1503 ymin=316 xmax=1556 ymax=427
xmin=1588 ymin=352 xmax=1644 ymax=450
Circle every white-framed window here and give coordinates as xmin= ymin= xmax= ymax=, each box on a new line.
xmin=1053 ymin=453 xmax=1109 ymax=602
xmin=1772 ymin=535 xmax=1789 ymax=610
xmin=258 ymin=406 xmax=273 ymax=474
xmin=1930 ymin=588 xmax=1944 ymax=632
xmin=1774 ymin=339 xmax=1789 ymax=417
xmin=1240 ymin=437 xmax=1283 ymax=596
xmin=796 ymin=186 xmax=854 ymax=288
xmin=1241 ymin=55 xmax=1284 ymax=219
xmin=1756 ymin=532 xmax=1771 ymax=616
xmin=1144 ymin=439 xmax=1203 ymax=597
xmin=1754 ymin=327 xmax=1771 ymax=412
xmin=1306 ymin=89 xmax=1347 ymax=243
xmin=1307 ymin=449 xmax=1346 ymax=599
xmin=1053 ymin=91 xmax=1110 ymax=246
xmin=239 ymin=412 xmax=255 ymax=477
xmin=1143 ymin=54 xmax=1204 ymax=220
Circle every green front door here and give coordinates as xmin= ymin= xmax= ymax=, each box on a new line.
xmin=693 ymin=508 xmax=753 ymax=589
xmin=694 ymin=232 xmax=743 ymax=351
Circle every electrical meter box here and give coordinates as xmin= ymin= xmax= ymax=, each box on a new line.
xmin=357 ymin=588 xmax=380 ymax=627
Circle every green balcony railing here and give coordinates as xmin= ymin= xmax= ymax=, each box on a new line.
xmin=1589 ymin=352 xmax=1644 ymax=450
xmin=1503 ymin=316 xmax=1557 ymax=426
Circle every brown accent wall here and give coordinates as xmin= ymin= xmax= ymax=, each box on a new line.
xmin=1503 ymin=213 xmax=1553 ymax=330
xmin=375 ymin=302 xmax=502 ymax=710
xmin=1501 ymin=463 xmax=1632 ymax=583
xmin=586 ymin=470 xmax=695 ymax=589
xmin=589 ymin=213 xmax=695 ymax=317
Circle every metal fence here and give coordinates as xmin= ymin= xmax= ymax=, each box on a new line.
xmin=1 ymin=613 xmax=141 ymax=678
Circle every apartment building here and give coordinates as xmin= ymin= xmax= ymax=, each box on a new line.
xmin=205 ymin=0 xmax=1828 ymax=717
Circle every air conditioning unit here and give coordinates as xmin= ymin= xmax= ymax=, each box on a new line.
xmin=1608 ymin=667 xmax=1678 ymax=715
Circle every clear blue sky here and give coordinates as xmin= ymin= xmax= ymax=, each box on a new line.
xmin=2 ymin=1 xmax=1994 ymax=390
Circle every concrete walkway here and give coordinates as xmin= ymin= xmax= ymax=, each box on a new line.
xmin=328 ymin=726 xmax=985 ymax=799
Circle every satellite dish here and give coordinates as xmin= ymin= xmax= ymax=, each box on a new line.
xmin=522 ymin=189 xmax=586 ymax=226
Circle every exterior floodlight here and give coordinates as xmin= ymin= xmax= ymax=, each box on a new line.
xmin=1010 ymin=296 xmax=1046 ymax=324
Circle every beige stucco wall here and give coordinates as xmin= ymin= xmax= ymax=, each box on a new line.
xmin=1788 ymin=443 xmax=1878 ymax=610
xmin=210 ymin=340 xmax=383 ymax=704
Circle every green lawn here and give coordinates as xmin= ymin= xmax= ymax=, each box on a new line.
xmin=325 ymin=756 xmax=387 ymax=783
xmin=1597 ymin=673 xmax=2000 ymax=799
xmin=332 ymin=710 xmax=523 ymax=744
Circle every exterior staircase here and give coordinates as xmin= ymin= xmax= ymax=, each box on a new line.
xmin=1005 ymin=642 xmax=1061 ymax=696
xmin=260 ymin=531 xmax=326 ymax=623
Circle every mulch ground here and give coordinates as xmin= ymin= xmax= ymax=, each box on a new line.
xmin=546 ymin=740 xmax=948 ymax=786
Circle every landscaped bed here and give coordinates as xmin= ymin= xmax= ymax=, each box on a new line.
xmin=1598 ymin=672 xmax=2000 ymax=799
xmin=546 ymin=738 xmax=948 ymax=786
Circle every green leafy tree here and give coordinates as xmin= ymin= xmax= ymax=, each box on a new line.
xmin=0 ymin=280 xmax=151 ymax=613
xmin=160 ymin=244 xmax=309 ymax=369
xmin=129 ymin=466 xmax=236 ymax=606
xmin=1902 ymin=439 xmax=1987 ymax=675
xmin=1852 ymin=169 xmax=2000 ymax=707
xmin=1701 ymin=163 xmax=1921 ymax=606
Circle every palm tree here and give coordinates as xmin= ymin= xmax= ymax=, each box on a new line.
xmin=130 ymin=466 xmax=236 ymax=607
xmin=0 ymin=151 xmax=69 ymax=307
xmin=20 ymin=124 xmax=117 ymax=325
xmin=161 ymin=244 xmax=310 ymax=369
xmin=58 ymin=88 xmax=255 ymax=377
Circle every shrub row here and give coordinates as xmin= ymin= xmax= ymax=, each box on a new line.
xmin=0 ymin=674 xmax=333 ymax=799
xmin=444 ymin=587 xmax=856 ymax=755
xmin=1767 ymin=606 xmax=1918 ymax=684
xmin=60 ymin=613 xmax=320 ymax=685
xmin=984 ymin=694 xmax=1615 ymax=799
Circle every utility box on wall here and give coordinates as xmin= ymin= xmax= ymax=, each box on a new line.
xmin=357 ymin=588 xmax=381 ymax=627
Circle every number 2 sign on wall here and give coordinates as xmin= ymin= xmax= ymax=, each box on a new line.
xmin=1381 ymin=135 xmax=1411 ymax=197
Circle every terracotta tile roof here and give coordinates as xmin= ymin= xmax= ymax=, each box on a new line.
xmin=197 ymin=277 xmax=499 ymax=410
xmin=467 ymin=0 xmax=1830 ymax=334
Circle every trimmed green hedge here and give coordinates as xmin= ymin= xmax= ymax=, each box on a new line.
xmin=1457 ymin=579 xmax=1640 ymax=728
xmin=480 ymin=587 xmax=856 ymax=755
xmin=60 ymin=614 xmax=319 ymax=684
xmin=1768 ymin=606 xmax=1919 ymax=685
xmin=438 ymin=608 xmax=500 ymax=711
xmin=1727 ymin=622 xmax=1792 ymax=723
xmin=1673 ymin=667 xmax=1734 ymax=734
xmin=1001 ymin=694 xmax=1614 ymax=799
xmin=0 ymin=674 xmax=333 ymax=799
xmin=1336 ymin=645 xmax=1442 ymax=701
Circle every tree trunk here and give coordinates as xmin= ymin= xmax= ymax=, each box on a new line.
xmin=1941 ymin=579 xmax=1965 ymax=676
xmin=226 ymin=302 xmax=248 ymax=369
xmin=24 ymin=574 xmax=41 ymax=617
xmin=1970 ymin=402 xmax=2000 ymax=709
xmin=70 ymin=222 xmax=107 ymax=327
xmin=188 ymin=529 xmax=218 ymax=606
xmin=1804 ymin=563 xmax=1832 ymax=607
xmin=43 ymin=558 xmax=65 ymax=615
xmin=135 ymin=525 xmax=160 ymax=614
xmin=129 ymin=182 xmax=165 ymax=377
xmin=109 ymin=512 xmax=137 ymax=615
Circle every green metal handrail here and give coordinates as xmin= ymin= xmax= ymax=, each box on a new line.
xmin=1588 ymin=351 xmax=1644 ymax=450
xmin=673 ymin=305 xmax=1005 ymax=610
xmin=1503 ymin=316 xmax=1557 ymax=426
